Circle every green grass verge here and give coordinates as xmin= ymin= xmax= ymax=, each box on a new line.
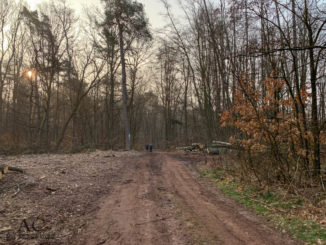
xmin=202 ymin=168 xmax=326 ymax=245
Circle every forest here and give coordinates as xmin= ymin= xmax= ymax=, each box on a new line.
xmin=1 ymin=0 xmax=326 ymax=244
xmin=0 ymin=0 xmax=325 ymax=187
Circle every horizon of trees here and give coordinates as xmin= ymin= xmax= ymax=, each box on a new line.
xmin=0 ymin=0 xmax=325 ymax=183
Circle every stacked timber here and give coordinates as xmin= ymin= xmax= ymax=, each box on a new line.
xmin=176 ymin=146 xmax=193 ymax=152
xmin=207 ymin=140 xmax=233 ymax=154
xmin=177 ymin=140 xmax=233 ymax=154
xmin=176 ymin=143 xmax=204 ymax=153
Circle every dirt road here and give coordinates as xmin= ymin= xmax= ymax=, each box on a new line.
xmin=79 ymin=153 xmax=298 ymax=245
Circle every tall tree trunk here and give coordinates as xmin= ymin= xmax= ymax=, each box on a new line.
xmin=117 ymin=21 xmax=131 ymax=150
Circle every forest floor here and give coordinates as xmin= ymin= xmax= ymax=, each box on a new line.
xmin=0 ymin=151 xmax=300 ymax=244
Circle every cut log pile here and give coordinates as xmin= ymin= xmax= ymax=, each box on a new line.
xmin=0 ymin=164 xmax=23 ymax=180
xmin=176 ymin=140 xmax=233 ymax=155
xmin=176 ymin=143 xmax=205 ymax=152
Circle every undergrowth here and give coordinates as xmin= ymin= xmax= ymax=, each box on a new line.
xmin=202 ymin=167 xmax=326 ymax=245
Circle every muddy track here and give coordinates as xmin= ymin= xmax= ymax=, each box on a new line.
xmin=79 ymin=152 xmax=299 ymax=245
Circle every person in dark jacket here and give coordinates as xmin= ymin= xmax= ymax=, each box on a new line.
xmin=149 ymin=144 xmax=153 ymax=152
xmin=145 ymin=144 xmax=149 ymax=151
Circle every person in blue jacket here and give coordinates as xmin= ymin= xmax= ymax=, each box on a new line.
xmin=149 ymin=144 xmax=153 ymax=152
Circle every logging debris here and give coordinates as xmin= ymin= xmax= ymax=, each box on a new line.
xmin=0 ymin=150 xmax=140 ymax=244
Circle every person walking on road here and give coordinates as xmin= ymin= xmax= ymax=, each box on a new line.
xmin=149 ymin=144 xmax=153 ymax=152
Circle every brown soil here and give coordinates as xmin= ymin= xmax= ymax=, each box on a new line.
xmin=0 ymin=151 xmax=300 ymax=245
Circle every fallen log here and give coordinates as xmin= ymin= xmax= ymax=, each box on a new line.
xmin=0 ymin=165 xmax=24 ymax=173
xmin=8 ymin=166 xmax=24 ymax=173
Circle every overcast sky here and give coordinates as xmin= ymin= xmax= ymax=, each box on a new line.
xmin=25 ymin=0 xmax=182 ymax=30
